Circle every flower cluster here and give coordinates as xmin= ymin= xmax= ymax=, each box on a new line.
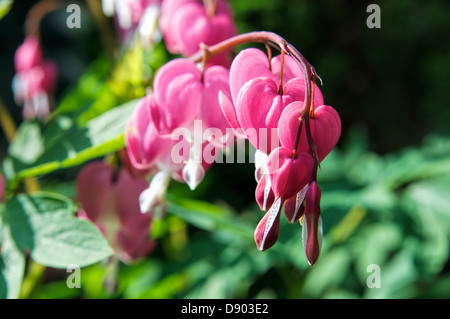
xmin=220 ymin=47 xmax=341 ymax=265
xmin=125 ymin=0 xmax=236 ymax=214
xmin=12 ymin=35 xmax=57 ymax=120
xmin=125 ymin=57 xmax=233 ymax=213
xmin=120 ymin=2 xmax=341 ymax=265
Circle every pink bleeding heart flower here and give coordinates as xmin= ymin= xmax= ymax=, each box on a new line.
xmin=12 ymin=36 xmax=58 ymax=120
xmin=14 ymin=35 xmax=42 ymax=72
xmin=150 ymin=58 xmax=232 ymax=136
xmin=278 ymin=101 xmax=341 ymax=163
xmin=222 ymin=48 xmax=324 ymax=154
xmin=148 ymin=57 xmax=232 ymax=191
xmin=254 ymin=147 xmax=314 ymax=251
xmin=267 ymin=147 xmax=314 ymax=201
xmin=150 ymin=58 xmax=204 ymax=135
xmin=126 ymin=95 xmax=190 ymax=213
xmin=76 ymin=161 xmax=155 ymax=263
xmin=160 ymin=0 xmax=236 ymax=66
xmin=301 ymin=181 xmax=323 ymax=266
xmin=126 ymin=95 xmax=183 ymax=172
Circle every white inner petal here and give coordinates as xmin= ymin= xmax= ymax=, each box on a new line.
xmin=116 ymin=0 xmax=132 ymax=29
xmin=260 ymin=197 xmax=281 ymax=251
xmin=139 ymin=170 xmax=171 ymax=213
xmin=262 ymin=172 xmax=272 ymax=211
xmin=182 ymin=160 xmax=205 ymax=191
xmin=291 ymin=184 xmax=309 ymax=224
xmin=139 ymin=5 xmax=162 ymax=45
xmin=101 ymin=0 xmax=115 ymax=17
xmin=254 ymin=150 xmax=269 ymax=182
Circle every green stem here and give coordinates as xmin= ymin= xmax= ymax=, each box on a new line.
xmin=18 ymin=261 xmax=46 ymax=299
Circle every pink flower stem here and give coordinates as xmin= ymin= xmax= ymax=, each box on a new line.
xmin=189 ymin=31 xmax=320 ymax=180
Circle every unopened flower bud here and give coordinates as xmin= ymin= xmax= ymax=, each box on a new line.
xmin=301 ymin=181 xmax=323 ymax=266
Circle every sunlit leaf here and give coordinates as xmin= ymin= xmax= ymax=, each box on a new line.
xmin=3 ymin=192 xmax=113 ymax=268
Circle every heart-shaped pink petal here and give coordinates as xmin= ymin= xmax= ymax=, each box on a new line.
xmin=278 ymin=102 xmax=341 ymax=162
xmin=171 ymin=3 xmax=210 ymax=55
xmin=152 ymin=58 xmax=203 ymax=134
xmin=126 ymin=95 xmax=181 ymax=171
xmin=229 ymin=48 xmax=277 ymax=104
xmin=299 ymin=104 xmax=341 ymax=162
xmin=201 ymin=65 xmax=232 ymax=134
xmin=267 ymin=147 xmax=314 ymax=200
xmin=235 ymin=77 xmax=282 ymax=153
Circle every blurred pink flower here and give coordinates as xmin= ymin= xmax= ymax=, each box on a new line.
xmin=160 ymin=0 xmax=237 ymax=66
xmin=76 ymin=161 xmax=155 ymax=263
xmin=12 ymin=35 xmax=57 ymax=121
xmin=102 ymin=0 xmax=162 ymax=45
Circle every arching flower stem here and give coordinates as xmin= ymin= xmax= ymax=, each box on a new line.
xmin=190 ymin=31 xmax=320 ymax=180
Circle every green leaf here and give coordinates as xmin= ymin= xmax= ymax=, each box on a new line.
xmin=5 ymin=98 xmax=140 ymax=186
xmin=3 ymin=192 xmax=113 ymax=269
xmin=8 ymin=121 xmax=44 ymax=164
xmin=0 ymin=221 xmax=26 ymax=299
xmin=165 ymin=194 xmax=254 ymax=241
xmin=0 ymin=0 xmax=13 ymax=20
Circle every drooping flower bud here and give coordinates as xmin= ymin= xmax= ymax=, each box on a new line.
xmin=301 ymin=181 xmax=323 ymax=266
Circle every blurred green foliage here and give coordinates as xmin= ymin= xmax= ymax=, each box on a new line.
xmin=1 ymin=0 xmax=450 ymax=299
